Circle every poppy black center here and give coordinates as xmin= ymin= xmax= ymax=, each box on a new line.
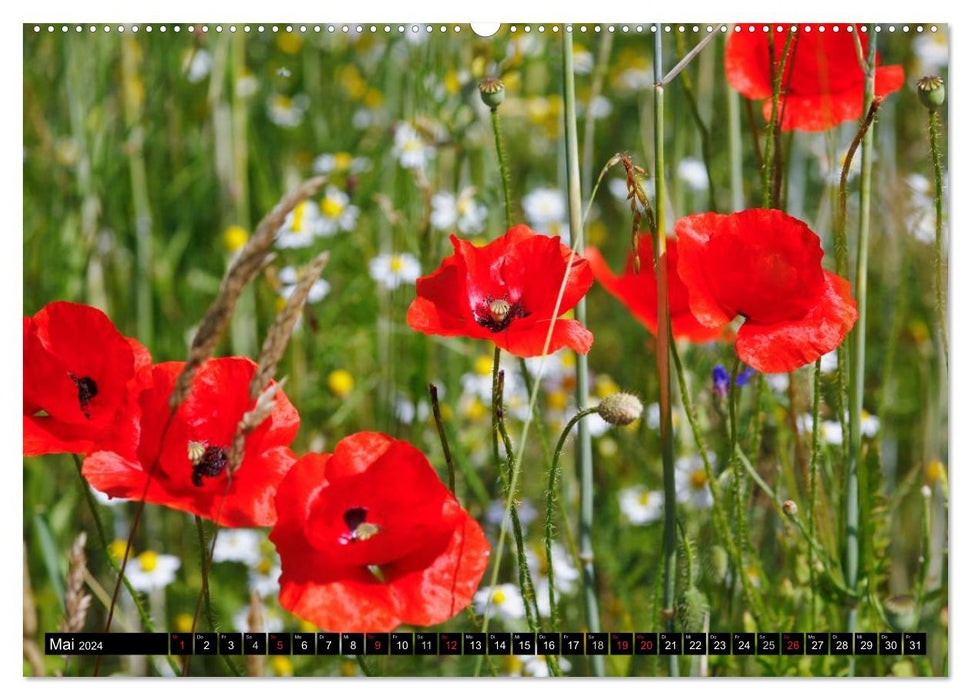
xmin=343 ymin=507 xmax=368 ymax=531
xmin=192 ymin=446 xmax=229 ymax=487
xmin=69 ymin=373 xmax=98 ymax=418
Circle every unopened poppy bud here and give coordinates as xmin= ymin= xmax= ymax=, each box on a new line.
xmin=782 ymin=499 xmax=798 ymax=516
xmin=478 ymin=77 xmax=505 ymax=109
xmin=596 ymin=392 xmax=643 ymax=426
xmin=676 ymin=587 xmax=708 ymax=632
xmin=884 ymin=595 xmax=917 ymax=631
xmin=917 ymin=75 xmax=945 ymax=111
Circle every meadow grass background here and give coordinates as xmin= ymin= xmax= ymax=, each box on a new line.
xmin=23 ymin=23 xmax=948 ymax=676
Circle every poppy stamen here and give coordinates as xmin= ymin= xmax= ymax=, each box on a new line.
xmin=190 ymin=445 xmax=229 ymax=487
xmin=69 ymin=373 xmax=98 ymax=418
xmin=340 ymin=507 xmax=381 ymax=543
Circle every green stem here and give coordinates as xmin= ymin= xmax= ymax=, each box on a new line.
xmin=193 ymin=516 xmax=217 ymax=633
xmin=490 ymin=109 xmax=514 ymax=231
xmin=808 ymin=359 xmax=822 ymax=629
xmin=728 ymin=86 xmax=744 ymax=211
xmin=563 ymin=27 xmax=603 ymax=677
xmin=846 ymin=29 xmax=876 ymax=674
xmin=428 ymin=384 xmax=456 ymax=493
xmin=653 ymin=28 xmax=678 ymax=679
xmin=72 ymin=456 xmax=181 ymax=675
xmin=545 ymin=408 xmax=597 ymax=633
xmin=762 ymin=28 xmax=795 ymax=208
xmin=674 ymin=31 xmax=717 ymax=211
xmin=929 ymin=110 xmax=948 ymax=369
xmin=669 ymin=344 xmax=765 ymax=624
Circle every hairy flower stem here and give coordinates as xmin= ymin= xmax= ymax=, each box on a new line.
xmin=728 ymin=84 xmax=744 ymax=211
xmin=545 ymin=408 xmax=598 ymax=633
xmin=490 ymin=109 xmax=514 ymax=230
xmin=845 ymin=26 xmax=877 ymax=676
xmin=71 ymin=456 xmax=182 ymax=674
xmin=809 ymin=359 xmax=822 ymax=629
xmin=194 ymin=516 xmax=218 ymax=634
xmin=762 ymin=29 xmax=795 ymax=209
xmin=653 ymin=28 xmax=678 ymax=678
xmin=669 ymin=345 xmax=767 ymax=625
xmin=564 ymin=28 xmax=603 ymax=677
xmin=928 ymin=109 xmax=948 ymax=369
xmin=429 ymin=384 xmax=456 ymax=493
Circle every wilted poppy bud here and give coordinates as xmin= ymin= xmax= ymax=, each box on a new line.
xmin=478 ymin=77 xmax=505 ymax=109
xmin=596 ymin=393 xmax=643 ymax=426
xmin=916 ymin=75 xmax=945 ymax=111
xmin=782 ymin=499 xmax=798 ymax=516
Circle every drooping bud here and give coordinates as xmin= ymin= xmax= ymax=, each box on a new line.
xmin=478 ymin=77 xmax=505 ymax=109
xmin=917 ymin=75 xmax=945 ymax=111
xmin=596 ymin=392 xmax=643 ymax=426
xmin=782 ymin=499 xmax=798 ymax=517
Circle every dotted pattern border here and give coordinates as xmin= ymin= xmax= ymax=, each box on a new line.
xmin=28 ymin=24 xmax=941 ymax=36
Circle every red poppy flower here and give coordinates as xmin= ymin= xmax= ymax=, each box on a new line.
xmin=270 ymin=432 xmax=490 ymax=632
xmin=586 ymin=234 xmax=726 ymax=342
xmin=725 ymin=24 xmax=904 ymax=132
xmin=83 ymin=357 xmax=299 ymax=527
xmin=407 ymin=225 xmax=594 ymax=357
xmin=675 ymin=209 xmax=858 ymax=373
xmin=23 ymin=302 xmax=151 ymax=457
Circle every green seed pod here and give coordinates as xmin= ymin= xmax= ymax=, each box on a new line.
xmin=477 ymin=77 xmax=505 ymax=109
xmin=676 ymin=587 xmax=709 ymax=632
xmin=917 ymin=75 xmax=945 ymax=111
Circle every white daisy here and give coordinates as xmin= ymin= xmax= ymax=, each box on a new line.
xmin=368 ymin=252 xmax=421 ymax=291
xmin=573 ymin=48 xmax=594 ymax=74
xmin=913 ymin=33 xmax=949 ymax=74
xmin=820 ymin=350 xmax=839 ymax=374
xmin=521 ymin=654 xmax=572 ymax=677
xmin=318 ymin=186 xmax=359 ymax=236
xmin=312 ymin=152 xmax=370 ymax=175
xmin=267 ymin=94 xmax=308 ymax=129
xmin=619 ymin=486 xmax=665 ymax=525
xmin=393 ymin=394 xmax=429 ymax=424
xmin=430 ymin=188 xmax=488 ymax=235
xmin=276 ymin=200 xmax=323 ymax=249
xmin=527 ymin=542 xmax=579 ymax=595
xmin=126 ymin=551 xmax=180 ymax=592
xmin=764 ymin=373 xmax=789 ymax=394
xmin=212 ymin=529 xmax=263 ymax=567
xmin=248 ymin=558 xmax=282 ymax=597
xmin=473 ymin=584 xmax=526 ymax=621
xmin=278 ymin=265 xmax=330 ymax=303
xmin=235 ymin=73 xmax=259 ymax=99
xmin=522 ymin=187 xmax=567 ymax=233
xmin=677 ymin=157 xmax=709 ymax=192
xmin=675 ymin=454 xmax=715 ymax=509
xmin=485 ymin=499 xmax=538 ymax=530
xmin=392 ymin=122 xmax=433 ymax=170
xmin=233 ymin=604 xmax=285 ymax=633
xmin=182 ymin=49 xmax=212 ymax=84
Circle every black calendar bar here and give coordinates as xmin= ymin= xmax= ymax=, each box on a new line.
xmin=45 ymin=633 xmax=168 ymax=655
xmin=44 ymin=631 xmax=930 ymax=656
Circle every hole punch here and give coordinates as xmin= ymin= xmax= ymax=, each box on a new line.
xmin=471 ymin=23 xmax=500 ymax=37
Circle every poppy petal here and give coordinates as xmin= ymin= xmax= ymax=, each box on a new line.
xmin=675 ymin=213 xmax=736 ymax=328
xmin=735 ymin=271 xmax=858 ymax=373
